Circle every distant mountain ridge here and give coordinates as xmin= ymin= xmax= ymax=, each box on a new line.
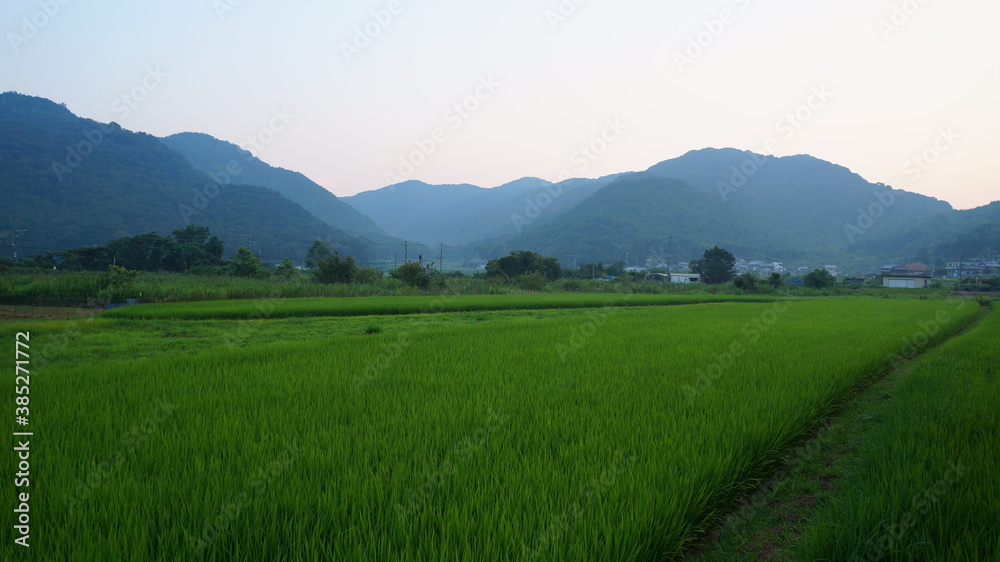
xmin=344 ymin=175 xmax=622 ymax=245
xmin=160 ymin=132 xmax=386 ymax=238
xmin=481 ymin=149 xmax=960 ymax=265
xmin=0 ymin=92 xmax=364 ymax=262
xmin=2 ymin=92 xmax=995 ymax=270
xmin=348 ymin=148 xmax=971 ymax=266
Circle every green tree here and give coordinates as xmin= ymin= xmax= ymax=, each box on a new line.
xmin=690 ymin=246 xmax=736 ymax=285
xmin=767 ymin=272 xmax=783 ymax=288
xmin=314 ymin=252 xmax=356 ymax=284
xmin=276 ymin=258 xmax=297 ymax=278
xmin=21 ymin=253 xmax=57 ymax=269
xmin=605 ymin=261 xmax=627 ymax=278
xmin=391 ymin=261 xmax=434 ymax=289
xmin=486 ymin=251 xmax=561 ymax=281
xmin=204 ymin=237 xmax=225 ymax=264
xmin=106 ymin=232 xmax=174 ymax=271
xmin=56 ymin=246 xmax=109 ymax=271
xmin=164 ymin=225 xmax=224 ymax=271
xmin=804 ymin=268 xmax=836 ymax=289
xmin=571 ymin=262 xmax=604 ymax=279
xmin=305 ymin=240 xmax=333 ymax=270
xmin=229 ymin=247 xmax=266 ymax=278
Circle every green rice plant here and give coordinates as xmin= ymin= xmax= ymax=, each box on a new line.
xmin=1 ymin=299 xmax=981 ymax=561
xmin=794 ymin=302 xmax=999 ymax=561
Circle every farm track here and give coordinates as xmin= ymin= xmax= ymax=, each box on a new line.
xmin=0 ymin=305 xmax=97 ymax=320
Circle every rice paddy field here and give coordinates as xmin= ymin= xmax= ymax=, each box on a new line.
xmin=792 ymin=301 xmax=1000 ymax=561
xmin=1 ymin=295 xmax=995 ymax=561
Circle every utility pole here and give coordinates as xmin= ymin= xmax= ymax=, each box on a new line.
xmin=5 ymin=219 xmax=24 ymax=264
xmin=245 ymin=232 xmax=251 ymax=249
xmin=592 ymin=246 xmax=596 ymax=279
xmin=666 ymin=236 xmax=672 ymax=274
xmin=439 ymin=243 xmax=443 ymax=271
xmin=404 ymin=241 xmax=408 ymax=263
xmin=393 ymin=252 xmax=397 ymax=269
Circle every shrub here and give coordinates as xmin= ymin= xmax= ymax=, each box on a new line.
xmin=518 ymin=271 xmax=549 ymax=292
xmin=354 ymin=266 xmax=384 ymax=285
xmin=314 ymin=252 xmax=357 ymax=284
xmin=107 ymin=264 xmax=138 ymax=286
xmin=186 ymin=265 xmax=226 ymax=276
xmin=734 ymin=273 xmax=759 ymax=292
xmin=559 ymin=279 xmax=585 ymax=292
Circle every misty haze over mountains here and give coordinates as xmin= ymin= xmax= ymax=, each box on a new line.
xmin=1 ymin=92 xmax=997 ymax=270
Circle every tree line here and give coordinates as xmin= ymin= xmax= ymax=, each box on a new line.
xmin=6 ymin=234 xmax=846 ymax=291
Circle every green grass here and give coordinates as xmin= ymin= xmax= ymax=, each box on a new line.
xmin=102 ymin=292 xmax=782 ymax=320
xmin=0 ymin=306 xmax=640 ymax=371
xmin=0 ymin=270 xmax=429 ymax=305
xmin=1 ymin=299 xmax=984 ymax=561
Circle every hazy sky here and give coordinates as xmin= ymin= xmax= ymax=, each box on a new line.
xmin=3 ymin=0 xmax=998 ymax=209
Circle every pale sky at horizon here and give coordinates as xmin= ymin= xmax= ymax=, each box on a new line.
xmin=2 ymin=0 xmax=998 ymax=210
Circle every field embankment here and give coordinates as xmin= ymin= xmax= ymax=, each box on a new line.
xmin=101 ymin=293 xmax=781 ymax=320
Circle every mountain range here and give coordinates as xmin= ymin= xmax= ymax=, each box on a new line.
xmin=343 ymin=175 xmax=620 ymax=246
xmin=1 ymin=91 xmax=996 ymax=271
xmin=488 ymin=148 xmax=955 ymax=265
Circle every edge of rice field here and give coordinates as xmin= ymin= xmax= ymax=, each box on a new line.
xmin=100 ymin=293 xmax=785 ymax=320
xmin=685 ymin=299 xmax=996 ymax=561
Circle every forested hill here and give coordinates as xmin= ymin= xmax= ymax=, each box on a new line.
xmin=161 ymin=132 xmax=385 ymax=238
xmin=0 ymin=92 xmax=362 ymax=262
xmin=498 ymin=149 xmax=956 ymax=264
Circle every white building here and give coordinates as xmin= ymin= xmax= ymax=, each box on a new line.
xmin=670 ymin=273 xmax=702 ymax=284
